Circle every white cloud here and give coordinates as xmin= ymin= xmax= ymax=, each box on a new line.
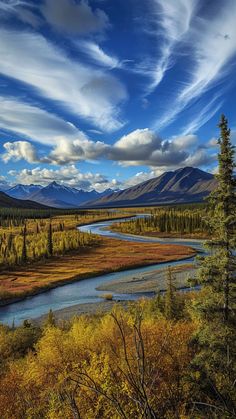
xmin=123 ymin=171 xmax=156 ymax=188
xmin=140 ymin=0 xmax=197 ymax=93
xmin=112 ymin=128 xmax=162 ymax=161
xmin=78 ymin=41 xmax=120 ymax=69
xmin=0 ymin=96 xmax=81 ymax=145
xmin=0 ymin=28 xmax=127 ymax=132
xmin=153 ymin=0 xmax=236 ymax=131
xmin=110 ymin=130 xmax=200 ymax=167
xmin=0 ymin=0 xmax=41 ymax=27
xmin=2 ymin=141 xmax=39 ymax=163
xmin=41 ymin=0 xmax=109 ymax=35
xmin=2 ymin=128 xmax=215 ymax=170
xmin=8 ymin=165 xmax=121 ymax=192
xmin=49 ymin=137 xmax=108 ymax=165
xmin=180 ymin=96 xmax=223 ymax=135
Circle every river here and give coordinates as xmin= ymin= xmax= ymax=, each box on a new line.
xmin=0 ymin=216 xmax=204 ymax=325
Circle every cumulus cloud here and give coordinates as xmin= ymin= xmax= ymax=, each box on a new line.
xmin=2 ymin=128 xmax=215 ymax=170
xmin=8 ymin=165 xmax=121 ymax=192
xmin=2 ymin=141 xmax=40 ymax=164
xmin=110 ymin=130 xmax=201 ymax=167
xmin=0 ymin=96 xmax=81 ymax=145
xmin=0 ymin=28 xmax=127 ymax=132
xmin=49 ymin=137 xmax=108 ymax=165
xmin=41 ymin=0 xmax=109 ymax=35
xmin=111 ymin=129 xmax=162 ymax=161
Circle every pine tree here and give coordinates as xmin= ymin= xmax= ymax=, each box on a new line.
xmin=191 ymin=115 xmax=236 ymax=416
xmin=47 ymin=221 xmax=53 ymax=257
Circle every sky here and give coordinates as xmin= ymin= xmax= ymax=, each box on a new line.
xmin=0 ymin=0 xmax=236 ymax=192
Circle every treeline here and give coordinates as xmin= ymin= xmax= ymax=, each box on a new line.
xmin=112 ymin=207 xmax=209 ymax=236
xmin=0 ymin=210 xmax=131 ymax=268
xmin=0 ymin=221 xmax=99 ymax=268
xmin=0 ymin=208 xmax=125 ymax=228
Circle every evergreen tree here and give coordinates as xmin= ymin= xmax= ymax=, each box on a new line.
xmin=198 ymin=114 xmax=236 ymax=321
xmin=191 ymin=115 xmax=236 ymax=416
xmin=164 ymin=266 xmax=177 ymax=320
xmin=47 ymin=221 xmax=53 ymax=257
xmin=21 ymin=223 xmax=27 ymax=264
xmin=45 ymin=309 xmax=56 ymax=327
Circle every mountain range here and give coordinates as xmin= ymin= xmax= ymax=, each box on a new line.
xmin=85 ymin=167 xmax=217 ymax=208
xmin=0 ymin=167 xmax=217 ymax=209
xmin=5 ymin=182 xmax=116 ymax=209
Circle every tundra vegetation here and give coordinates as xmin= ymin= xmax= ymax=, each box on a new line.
xmin=0 ymin=115 xmax=235 ymax=418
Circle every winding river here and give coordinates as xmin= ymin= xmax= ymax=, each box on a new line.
xmin=0 ymin=216 xmax=204 ymax=326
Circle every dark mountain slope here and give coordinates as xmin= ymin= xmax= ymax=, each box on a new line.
xmin=0 ymin=191 xmax=50 ymax=209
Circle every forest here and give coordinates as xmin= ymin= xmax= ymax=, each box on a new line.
xmin=111 ymin=204 xmax=209 ymax=238
xmin=0 ymin=115 xmax=235 ymax=418
xmin=0 ymin=210 xmax=130 ymax=268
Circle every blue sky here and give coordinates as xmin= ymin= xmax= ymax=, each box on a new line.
xmin=0 ymin=0 xmax=236 ymax=191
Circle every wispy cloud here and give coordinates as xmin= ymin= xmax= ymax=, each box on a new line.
xmin=140 ymin=0 xmax=197 ymax=93
xmin=0 ymin=29 xmax=127 ymax=132
xmin=0 ymin=96 xmax=81 ymax=145
xmin=77 ymin=40 xmax=121 ymax=69
xmin=180 ymin=95 xmax=223 ymax=135
xmin=153 ymin=0 xmax=236 ymax=132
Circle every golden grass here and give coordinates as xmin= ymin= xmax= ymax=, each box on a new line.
xmin=0 ymin=237 xmax=195 ymax=303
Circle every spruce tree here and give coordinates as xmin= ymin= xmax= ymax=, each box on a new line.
xmin=47 ymin=220 xmax=53 ymax=257
xmin=21 ymin=223 xmax=27 ymax=264
xmin=164 ymin=266 xmax=177 ymax=319
xmin=198 ymin=114 xmax=236 ymax=321
xmin=45 ymin=309 xmax=56 ymax=327
xmin=191 ymin=115 xmax=236 ymax=416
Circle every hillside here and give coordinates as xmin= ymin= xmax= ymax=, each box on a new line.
xmin=0 ymin=191 xmax=50 ymax=209
xmin=85 ymin=167 xmax=217 ymax=208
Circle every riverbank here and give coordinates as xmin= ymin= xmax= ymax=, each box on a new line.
xmin=0 ymin=236 xmax=196 ymax=306
xmin=34 ymin=263 xmax=196 ymax=323
xmin=97 ymin=263 xmax=196 ymax=294
xmin=110 ymin=226 xmax=208 ymax=240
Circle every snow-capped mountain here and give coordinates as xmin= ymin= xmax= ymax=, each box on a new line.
xmin=25 ymin=182 xmax=114 ymax=208
xmin=6 ymin=184 xmax=43 ymax=199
